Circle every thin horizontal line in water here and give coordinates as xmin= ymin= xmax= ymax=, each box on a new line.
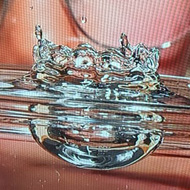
xmin=160 ymin=74 xmax=190 ymax=80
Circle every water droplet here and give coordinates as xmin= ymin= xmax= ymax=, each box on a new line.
xmin=81 ymin=16 xmax=87 ymax=24
xmin=161 ymin=41 xmax=171 ymax=49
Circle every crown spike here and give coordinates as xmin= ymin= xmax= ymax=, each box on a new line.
xmin=35 ymin=25 xmax=43 ymax=41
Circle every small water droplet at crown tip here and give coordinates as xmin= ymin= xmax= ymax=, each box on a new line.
xmin=81 ymin=16 xmax=87 ymax=24
xmin=35 ymin=25 xmax=43 ymax=41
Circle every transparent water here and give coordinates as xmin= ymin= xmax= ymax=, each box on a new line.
xmin=0 ymin=26 xmax=190 ymax=170
xmin=81 ymin=16 xmax=87 ymax=24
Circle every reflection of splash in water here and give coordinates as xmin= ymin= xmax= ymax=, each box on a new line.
xmin=27 ymin=25 xmax=171 ymax=170
xmin=30 ymin=118 xmax=163 ymax=170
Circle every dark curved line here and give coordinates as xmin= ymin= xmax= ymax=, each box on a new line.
xmin=63 ymin=0 xmax=112 ymax=49
xmin=0 ymin=0 xmax=9 ymax=26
